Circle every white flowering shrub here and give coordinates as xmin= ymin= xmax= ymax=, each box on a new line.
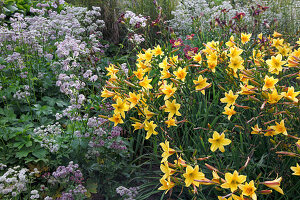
xmin=169 ymin=0 xmax=293 ymax=34
xmin=119 ymin=10 xmax=148 ymax=45
xmin=0 ymin=166 xmax=30 ymax=198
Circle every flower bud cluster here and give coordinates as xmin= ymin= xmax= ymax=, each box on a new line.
xmin=123 ymin=11 xmax=147 ymax=28
xmin=0 ymin=166 xmax=29 ymax=197
xmin=56 ymin=73 xmax=86 ymax=95
xmin=116 ymin=186 xmax=139 ymax=200
xmin=51 ymin=162 xmax=87 ymax=199
xmin=33 ymin=123 xmax=62 ymax=152
xmin=30 ymin=189 xmax=39 ymax=199
xmin=128 ymin=33 xmax=145 ymax=44
xmin=13 ymin=85 xmax=31 ymax=100
xmin=83 ymin=69 xmax=98 ymax=82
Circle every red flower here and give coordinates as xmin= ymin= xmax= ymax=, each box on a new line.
xmin=186 ymin=34 xmax=195 ymax=40
xmin=170 ymin=38 xmax=184 ymax=48
xmin=232 ymin=12 xmax=245 ymax=20
xmin=183 ymin=45 xmax=198 ymax=59
xmin=257 ymin=4 xmax=269 ymax=11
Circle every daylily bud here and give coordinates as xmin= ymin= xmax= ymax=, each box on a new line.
xmin=262 ymin=177 xmax=284 ymax=194
xmin=195 ymin=178 xmax=215 ymax=185
xmin=205 ymin=163 xmax=223 ymax=174
xmin=259 ymin=190 xmax=273 ymax=194
xmin=98 ymin=115 xmax=109 ymax=119
xmin=171 ymin=48 xmax=180 ymax=53
xmin=197 ymin=156 xmax=211 ymax=161
xmin=276 ymin=151 xmax=297 ymax=157
xmin=124 ymin=80 xmax=136 ymax=87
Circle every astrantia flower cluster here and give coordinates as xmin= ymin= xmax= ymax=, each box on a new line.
xmin=0 ymin=166 xmax=29 ymax=198
xmin=33 ymin=123 xmax=63 ymax=152
xmin=51 ymin=162 xmax=87 ymax=199
xmin=84 ymin=120 xmax=128 ymax=158
xmin=123 ymin=11 xmax=147 ymax=28
xmin=13 ymin=85 xmax=31 ymax=100
xmin=116 ymin=186 xmax=139 ymax=200
xmin=119 ymin=11 xmax=148 ymax=45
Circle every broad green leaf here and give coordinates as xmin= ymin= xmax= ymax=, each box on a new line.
xmin=32 ymin=148 xmax=48 ymax=159
xmin=6 ymin=5 xmax=18 ymax=13
xmin=16 ymin=148 xmax=32 ymax=158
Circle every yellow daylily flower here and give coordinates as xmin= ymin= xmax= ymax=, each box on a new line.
xmin=223 ymin=106 xmax=236 ymax=120
xmin=207 ymin=51 xmax=218 ymax=62
xmin=277 ymin=45 xmax=291 ymax=57
xmin=221 ymin=170 xmax=247 ymax=192
xmin=106 ymin=64 xmax=119 ymax=77
xmin=272 ymin=38 xmax=284 ymax=48
xmin=174 ymin=67 xmax=187 ymax=81
xmin=142 ymin=106 xmax=155 ymax=120
xmin=159 ymin=57 xmax=170 ymax=70
xmin=101 ymin=89 xmax=115 ymax=98
xmin=127 ymin=92 xmax=141 ymax=108
xmin=183 ymin=165 xmax=205 ymax=187
xmin=174 ymin=156 xmax=187 ymax=167
xmin=291 ymin=163 xmax=300 ymax=176
xmin=212 ymin=171 xmax=222 ymax=184
xmin=165 ymin=99 xmax=181 ymax=119
xmin=112 ymin=97 xmax=130 ymax=118
xmin=193 ymin=75 xmax=209 ymax=94
xmin=263 ymin=177 xmax=284 ymax=195
xmin=239 ymin=180 xmax=257 ymax=200
xmin=136 ymin=51 xmax=145 ymax=62
xmin=133 ymin=68 xmax=145 ymax=80
xmin=153 ymin=45 xmax=164 ymax=56
xmin=139 ymin=75 xmax=153 ymax=89
xmin=132 ymin=122 xmax=144 ymax=131
xmin=160 ymin=69 xmax=172 ymax=79
xmin=264 ymin=126 xmax=278 ymax=137
xmin=158 ymin=178 xmax=175 ymax=194
xmin=227 ymin=46 xmax=243 ymax=58
xmin=144 ymin=120 xmax=158 ymax=139
xmin=169 ymin=55 xmax=178 ymax=65
xmin=220 ymin=90 xmax=239 ymax=107
xmin=238 ymin=83 xmax=255 ymax=95
xmin=251 ymin=124 xmax=262 ymax=135
xmin=108 ymin=113 xmax=124 ymax=127
xmin=228 ymin=56 xmax=244 ymax=73
xmin=281 ymin=86 xmax=299 ymax=103
xmin=207 ymin=59 xmax=218 ymax=73
xmin=266 ymin=54 xmax=286 ymax=75
xmin=226 ymin=35 xmax=235 ymax=47
xmin=165 ymin=118 xmax=177 ymax=128
xmin=160 ymin=161 xmax=175 ymax=179
xmin=269 ymin=120 xmax=287 ymax=135
xmin=208 ymin=131 xmax=231 ymax=152
xmin=273 ymin=31 xmax=282 ymax=37
xmin=161 ymin=83 xmax=177 ymax=100
xmin=267 ymin=88 xmax=282 ymax=104
xmin=160 ymin=140 xmax=176 ymax=163
xmin=262 ymin=75 xmax=278 ymax=91
xmin=241 ymin=33 xmax=251 ymax=44
xmin=257 ymin=33 xmax=263 ymax=40
xmin=144 ymin=48 xmax=153 ymax=62
xmin=286 ymin=49 xmax=300 ymax=67
xmin=193 ymin=52 xmax=202 ymax=64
